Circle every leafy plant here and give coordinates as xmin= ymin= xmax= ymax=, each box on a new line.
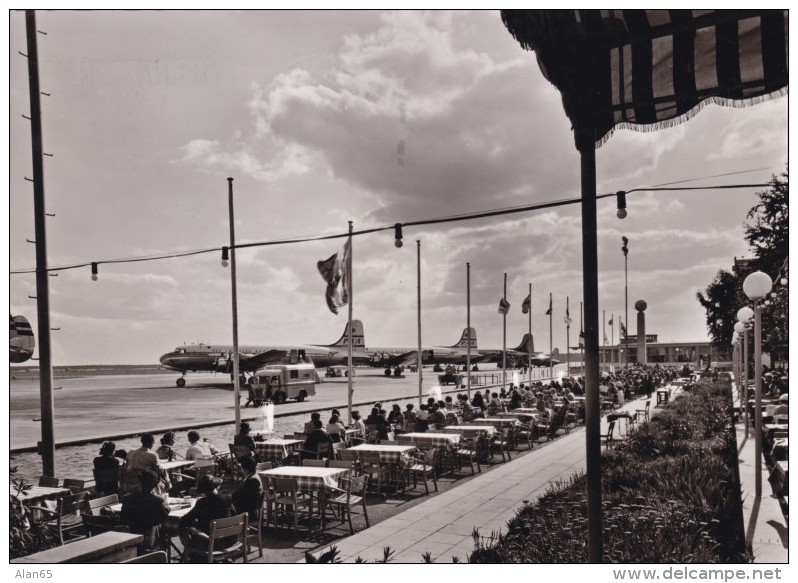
xmin=9 ymin=469 xmax=58 ymax=559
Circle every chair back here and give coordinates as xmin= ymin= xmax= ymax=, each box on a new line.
xmin=63 ymin=478 xmax=86 ymax=494
xmin=120 ymin=550 xmax=168 ymax=564
xmin=58 ymin=492 xmax=87 ymax=517
xmin=207 ymin=513 xmax=248 ymax=554
xmin=328 ymin=460 xmax=354 ymax=475
xmin=316 ymin=442 xmax=331 ymax=459
xmin=271 ymin=477 xmax=300 ymax=499
xmin=331 ymin=441 xmax=345 ymax=459
xmin=605 ymin=421 xmax=616 ymax=439
xmin=338 ymin=449 xmax=359 ymax=463
xmin=38 ymin=476 xmax=59 ymax=488
xmin=88 ymin=494 xmax=119 ymax=516
xmin=302 ymin=459 xmax=327 ymax=467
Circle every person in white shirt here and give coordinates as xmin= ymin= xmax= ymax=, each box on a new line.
xmin=185 ymin=430 xmax=219 ymax=461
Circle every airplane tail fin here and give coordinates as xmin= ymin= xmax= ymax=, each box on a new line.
xmin=451 ymin=327 xmax=477 ymax=350
xmin=513 ymin=333 xmax=534 ymax=353
xmin=327 ymin=319 xmax=365 ymax=349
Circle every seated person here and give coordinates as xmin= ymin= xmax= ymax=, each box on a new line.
xmin=348 ymin=410 xmax=366 ymax=437
xmin=487 ymin=392 xmax=504 ymax=415
xmin=365 ymin=407 xmax=391 ymax=440
xmin=326 ymin=414 xmax=346 ymax=443
xmin=230 ymin=457 xmax=263 ymax=522
xmin=304 ymin=419 xmax=334 ymax=458
xmin=304 ymin=412 xmax=322 ymax=435
xmin=444 ymin=396 xmax=455 ymax=411
xmin=471 ymin=391 xmax=485 ymax=410
xmin=509 ymin=389 xmax=523 ymax=410
xmin=93 ymin=441 xmax=122 ymax=495
xmin=127 ymin=433 xmax=170 ymax=490
xmin=430 ymin=404 xmax=447 ymax=429
xmin=233 ymin=422 xmax=258 ymax=459
xmin=387 ymin=404 xmax=404 ymax=425
xmin=415 ymin=404 xmax=430 ymax=432
xmin=155 ymin=431 xmax=179 ymax=461
xmin=120 ymin=470 xmax=170 ymax=552
xmin=179 ymin=475 xmax=236 ymax=560
xmin=403 ymin=404 xmax=417 ymax=430
xmin=185 ymin=430 xmax=219 ymax=461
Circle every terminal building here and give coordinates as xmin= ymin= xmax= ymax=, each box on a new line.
xmin=596 ymin=334 xmax=732 ymax=368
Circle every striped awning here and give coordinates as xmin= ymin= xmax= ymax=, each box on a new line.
xmin=501 ymin=10 xmax=788 ymax=149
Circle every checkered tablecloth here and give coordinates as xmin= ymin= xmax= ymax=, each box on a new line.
xmin=471 ymin=417 xmax=520 ymax=429
xmin=259 ymin=466 xmax=348 ymax=491
xmin=10 ymin=485 xmax=70 ymax=505
xmin=254 ymin=439 xmax=304 ymax=460
xmin=348 ymin=444 xmax=417 ymax=465
xmin=441 ymin=425 xmax=497 ymax=438
xmin=401 ymin=432 xmax=461 ymax=448
xmin=495 ymin=411 xmax=539 ymax=420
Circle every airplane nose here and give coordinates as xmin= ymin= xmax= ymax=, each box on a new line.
xmin=159 ymin=353 xmax=172 ymax=365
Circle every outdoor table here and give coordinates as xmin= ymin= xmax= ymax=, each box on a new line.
xmin=769 ymin=461 xmax=788 ymax=497
xmin=254 ymin=438 xmax=304 ymax=460
xmin=656 ymin=389 xmax=670 ymax=406
xmin=11 ymin=531 xmax=144 ymax=564
xmin=607 ymin=411 xmax=635 ymax=434
xmin=441 ymin=424 xmax=497 ymax=438
xmin=348 ymin=444 xmax=417 ymax=467
xmin=495 ymin=411 xmax=538 ymax=421
xmin=259 ymin=466 xmax=348 ymax=492
xmin=10 ymin=485 xmax=70 ymax=506
xmin=108 ymin=496 xmax=196 ymax=561
xmin=471 ymin=417 xmax=520 ymax=430
xmin=400 ymin=432 xmax=461 ymax=449
xmin=160 ymin=459 xmax=195 ymax=472
xmin=771 ymin=438 xmax=788 ymax=462
xmin=763 ymin=424 xmax=789 ymax=451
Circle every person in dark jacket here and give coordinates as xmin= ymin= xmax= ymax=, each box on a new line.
xmin=179 ymin=475 xmax=236 ymax=558
xmin=93 ymin=441 xmax=122 ymax=495
xmin=471 ymin=391 xmax=485 ymax=410
xmin=365 ymin=407 xmax=391 ymax=440
xmin=230 ymin=456 xmax=263 ymax=522
xmin=120 ymin=470 xmax=170 ymax=552
xmin=303 ymin=419 xmax=334 ymax=458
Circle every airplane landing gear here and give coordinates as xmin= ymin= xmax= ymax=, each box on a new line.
xmin=176 ymin=377 xmax=186 ymax=387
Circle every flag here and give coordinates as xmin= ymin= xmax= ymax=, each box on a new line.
xmin=317 ymin=239 xmax=351 ymax=315
xmin=579 ymin=330 xmax=585 ymax=348
xmin=564 ymin=304 xmax=572 ymax=327
xmin=620 ymin=319 xmax=627 ymax=337
xmin=521 ymin=293 xmax=531 ymax=315
xmin=545 ymin=296 xmax=552 ymax=316
xmin=498 ymin=298 xmax=510 ymax=315
xmin=608 ymin=316 xmax=613 ymax=326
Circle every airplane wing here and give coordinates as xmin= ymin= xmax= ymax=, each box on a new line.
xmin=239 ymin=350 xmax=290 ymax=372
xmin=396 ymin=351 xmax=420 ymax=367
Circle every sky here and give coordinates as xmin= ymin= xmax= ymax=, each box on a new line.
xmin=6 ymin=9 xmax=789 ymax=366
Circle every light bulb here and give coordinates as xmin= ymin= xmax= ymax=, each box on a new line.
xmin=394 ymin=239 xmax=403 ymax=248
xmin=221 ymin=259 xmax=229 ymax=267
xmin=91 ymin=274 xmax=98 ymax=281
xmin=616 ymin=208 xmax=627 ymax=219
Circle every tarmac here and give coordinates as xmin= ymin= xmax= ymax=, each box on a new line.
xmin=307 ymin=387 xmax=788 ymax=564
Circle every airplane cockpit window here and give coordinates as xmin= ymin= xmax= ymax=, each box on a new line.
xmin=176 ymin=348 xmax=186 ymax=354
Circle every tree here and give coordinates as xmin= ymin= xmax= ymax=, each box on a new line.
xmin=697 ymin=168 xmax=788 ymax=360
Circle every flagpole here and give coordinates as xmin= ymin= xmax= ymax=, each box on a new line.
xmin=549 ymin=292 xmax=553 ymax=380
xmin=502 ymin=272 xmax=507 ymax=392
xmin=417 ymin=239 xmax=422 ymax=408
xmin=466 ymin=262 xmax=471 ymax=399
xmin=347 ymin=221 xmax=354 ymax=424
xmin=566 ymin=296 xmax=570 ymax=378
xmin=528 ymin=283 xmax=532 ymax=384
xmin=611 ymin=313 xmax=614 ymax=367
xmin=227 ymin=177 xmax=241 ymax=435
xmin=602 ymin=309 xmax=606 ymax=372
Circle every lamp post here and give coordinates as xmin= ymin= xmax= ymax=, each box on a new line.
xmin=224 ymin=178 xmax=241 ymax=434
xmin=734 ymin=320 xmax=749 ymax=433
xmin=621 ymin=237 xmax=628 ymax=368
xmin=742 ymin=272 xmax=773 ymax=499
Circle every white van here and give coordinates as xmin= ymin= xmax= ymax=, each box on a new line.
xmin=248 ymin=363 xmax=318 ymax=405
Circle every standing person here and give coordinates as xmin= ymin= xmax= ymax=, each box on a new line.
xmin=185 ymin=430 xmax=219 ymax=461
xmin=120 ymin=470 xmax=170 ymax=553
xmin=93 ymin=441 xmax=122 ymax=495
xmin=179 ymin=475 xmax=236 ymax=561
xmin=230 ymin=457 xmax=263 ymax=523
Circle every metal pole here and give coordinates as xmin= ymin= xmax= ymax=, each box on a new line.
xmin=417 ymin=240 xmax=422 ymax=407
xmin=502 ymin=272 xmax=507 ymax=391
xmin=579 ymin=135 xmax=603 ymax=563
xmin=624 ymin=247 xmax=628 ymax=368
xmin=549 ymin=292 xmax=553 ymax=380
xmin=611 ymin=314 xmax=614 ymax=368
xmin=528 ymin=283 xmax=532 ymax=383
xmin=743 ymin=326 xmax=749 ymax=434
xmin=347 ymin=221 xmax=354 ymax=424
xmin=26 ymin=10 xmax=55 ymax=476
xmin=602 ymin=309 xmax=606 ymax=373
xmin=227 ymin=177 xmax=241 ymax=434
xmin=580 ymin=301 xmax=584 ymax=376
xmin=754 ymin=303 xmax=763 ymax=498
xmin=566 ymin=296 xmax=571 ymax=377
xmin=466 ymin=263 xmax=471 ymax=399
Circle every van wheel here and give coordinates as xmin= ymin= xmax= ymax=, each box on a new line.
xmin=274 ymin=392 xmax=286 ymax=405
xmin=384 ymin=369 xmax=392 ymax=376
xmin=176 ymin=378 xmax=186 ymax=387
xmin=296 ymin=391 xmax=307 ymax=402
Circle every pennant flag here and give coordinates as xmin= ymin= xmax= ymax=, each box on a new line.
xmin=498 ymin=298 xmax=510 ymax=315
xmin=564 ymin=304 xmax=572 ymax=327
xmin=608 ymin=316 xmax=614 ymax=326
xmin=521 ymin=293 xmax=531 ymax=314
xmin=579 ymin=330 xmax=585 ymax=348
xmin=545 ymin=296 xmax=552 ymax=316
xmin=317 ymin=239 xmax=351 ymax=315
